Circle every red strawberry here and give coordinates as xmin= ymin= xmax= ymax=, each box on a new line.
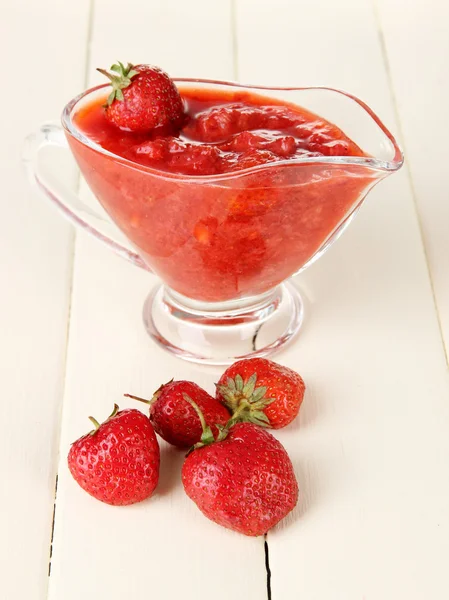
xmin=182 ymin=400 xmax=298 ymax=536
xmin=97 ymin=62 xmax=185 ymax=132
xmin=68 ymin=404 xmax=160 ymax=505
xmin=216 ymin=358 xmax=305 ymax=429
xmin=125 ymin=380 xmax=230 ymax=449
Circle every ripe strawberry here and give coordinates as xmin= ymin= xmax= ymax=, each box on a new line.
xmin=182 ymin=402 xmax=298 ymax=536
xmin=97 ymin=62 xmax=184 ymax=132
xmin=216 ymin=358 xmax=305 ymax=429
xmin=68 ymin=404 xmax=160 ymax=506
xmin=125 ymin=380 xmax=230 ymax=449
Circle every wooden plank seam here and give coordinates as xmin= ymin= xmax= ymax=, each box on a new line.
xmin=373 ymin=0 xmax=449 ymax=367
xmin=46 ymin=0 xmax=96 ymax=587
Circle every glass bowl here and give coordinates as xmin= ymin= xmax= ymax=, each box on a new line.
xmin=23 ymin=79 xmax=403 ymax=364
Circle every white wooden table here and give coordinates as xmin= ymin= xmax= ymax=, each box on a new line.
xmin=1 ymin=0 xmax=449 ymax=598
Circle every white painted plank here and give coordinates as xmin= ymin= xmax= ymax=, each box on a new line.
xmin=48 ymin=2 xmax=267 ymax=599
xmin=375 ymin=0 xmax=449 ymax=359
xmin=0 ymin=1 xmax=90 ymax=599
xmin=236 ymin=0 xmax=449 ymax=598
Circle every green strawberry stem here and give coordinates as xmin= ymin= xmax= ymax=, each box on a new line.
xmin=227 ymin=400 xmax=251 ymax=426
xmin=125 ymin=380 xmax=173 ymax=406
xmin=88 ymin=403 xmax=119 ymax=435
xmin=124 ymin=393 xmax=152 ymax=406
xmin=97 ymin=62 xmax=139 ymax=106
xmin=181 ymin=393 xmax=231 ymax=453
xmin=182 ymin=394 xmax=215 ymax=448
xmin=88 ymin=416 xmax=101 ymax=430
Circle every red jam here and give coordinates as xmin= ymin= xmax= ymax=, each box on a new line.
xmin=68 ymin=87 xmax=375 ymax=302
xmin=74 ymin=88 xmax=364 ymax=176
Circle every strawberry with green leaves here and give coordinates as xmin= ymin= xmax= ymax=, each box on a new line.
xmin=68 ymin=404 xmax=160 ymax=506
xmin=182 ymin=396 xmax=299 ymax=536
xmin=216 ymin=358 xmax=305 ymax=429
xmin=97 ymin=62 xmax=185 ymax=132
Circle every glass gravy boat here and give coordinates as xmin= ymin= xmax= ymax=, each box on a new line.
xmin=23 ymin=80 xmax=403 ymax=364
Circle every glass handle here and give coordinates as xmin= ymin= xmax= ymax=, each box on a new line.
xmin=22 ymin=122 xmax=150 ymax=271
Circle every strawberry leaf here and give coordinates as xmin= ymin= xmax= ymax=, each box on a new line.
xmin=218 ymin=374 xmax=274 ymax=427
xmin=247 ymin=410 xmax=270 ymax=427
xmin=235 ymin=374 xmax=244 ymax=392
xmin=242 ymin=373 xmax=257 ymax=397
xmin=251 ymin=386 xmax=267 ymax=402
xmin=250 ymin=397 xmax=275 ymax=410
xmin=97 ymin=61 xmax=139 ymax=105
xmin=87 ymin=403 xmax=119 ymax=436
xmin=226 ymin=377 xmax=236 ymax=392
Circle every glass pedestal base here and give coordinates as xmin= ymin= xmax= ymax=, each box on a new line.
xmin=142 ymin=282 xmax=303 ymax=365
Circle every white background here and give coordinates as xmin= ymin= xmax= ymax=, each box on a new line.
xmin=1 ymin=0 xmax=448 ymax=598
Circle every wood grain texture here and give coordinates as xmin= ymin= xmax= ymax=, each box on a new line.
xmin=236 ymin=0 xmax=449 ymax=598
xmin=47 ymin=2 xmax=267 ymax=599
xmin=376 ymin=0 xmax=449 ymax=361
xmin=0 ymin=1 xmax=90 ymax=599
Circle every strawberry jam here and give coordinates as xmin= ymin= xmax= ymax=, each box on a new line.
xmin=68 ymin=87 xmax=376 ymax=302
xmin=74 ymin=88 xmax=364 ymax=176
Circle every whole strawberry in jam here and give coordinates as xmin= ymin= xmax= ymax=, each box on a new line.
xmin=125 ymin=380 xmax=230 ymax=449
xmin=68 ymin=404 xmax=160 ymax=505
xmin=97 ymin=62 xmax=185 ymax=132
xmin=216 ymin=358 xmax=305 ymax=429
xmin=182 ymin=399 xmax=298 ymax=536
